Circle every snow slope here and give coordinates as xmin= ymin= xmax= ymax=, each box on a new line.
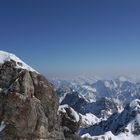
xmin=0 ymin=50 xmax=37 ymax=72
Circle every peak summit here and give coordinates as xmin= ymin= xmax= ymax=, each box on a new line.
xmin=0 ymin=50 xmax=37 ymax=73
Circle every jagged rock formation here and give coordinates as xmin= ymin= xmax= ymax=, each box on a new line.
xmin=59 ymin=105 xmax=81 ymax=140
xmin=0 ymin=51 xmax=66 ymax=140
xmin=53 ymin=77 xmax=140 ymax=106
xmin=61 ymin=92 xmax=118 ymax=119
xmin=80 ymin=99 xmax=140 ymax=140
xmin=52 ymin=75 xmax=140 ymax=140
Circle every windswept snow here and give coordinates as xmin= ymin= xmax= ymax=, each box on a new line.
xmin=0 ymin=50 xmax=38 ymax=73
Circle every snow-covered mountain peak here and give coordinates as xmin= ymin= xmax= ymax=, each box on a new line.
xmin=0 ymin=50 xmax=37 ymax=73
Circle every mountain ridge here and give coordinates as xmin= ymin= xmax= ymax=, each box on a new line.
xmin=0 ymin=50 xmax=81 ymax=140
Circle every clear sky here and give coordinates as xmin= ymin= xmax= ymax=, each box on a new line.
xmin=0 ymin=0 xmax=140 ymax=76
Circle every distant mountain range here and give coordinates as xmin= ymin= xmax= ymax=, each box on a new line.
xmin=52 ymin=76 xmax=140 ymax=140
xmin=52 ymin=76 xmax=140 ymax=105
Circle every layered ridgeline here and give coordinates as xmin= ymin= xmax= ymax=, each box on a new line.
xmin=0 ymin=51 xmax=81 ymax=140
xmin=53 ymin=76 xmax=140 ymax=105
xmin=53 ymin=76 xmax=140 ymax=140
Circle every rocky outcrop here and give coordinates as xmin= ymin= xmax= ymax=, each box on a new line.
xmin=0 ymin=59 xmax=65 ymax=140
xmin=59 ymin=105 xmax=81 ymax=140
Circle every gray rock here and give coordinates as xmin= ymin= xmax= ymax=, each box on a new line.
xmin=59 ymin=105 xmax=81 ymax=140
xmin=0 ymin=60 xmax=65 ymax=140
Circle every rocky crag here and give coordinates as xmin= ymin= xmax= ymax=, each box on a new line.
xmin=0 ymin=51 xmax=81 ymax=140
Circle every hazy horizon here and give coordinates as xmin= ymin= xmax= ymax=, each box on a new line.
xmin=0 ymin=0 xmax=140 ymax=77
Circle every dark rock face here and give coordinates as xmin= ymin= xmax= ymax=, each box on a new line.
xmin=0 ymin=60 xmax=65 ymax=140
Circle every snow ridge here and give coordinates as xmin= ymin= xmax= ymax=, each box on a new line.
xmin=0 ymin=50 xmax=37 ymax=73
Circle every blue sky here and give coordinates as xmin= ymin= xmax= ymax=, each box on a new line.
xmin=0 ymin=0 xmax=140 ymax=76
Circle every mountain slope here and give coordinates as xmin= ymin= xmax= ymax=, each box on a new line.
xmin=80 ymin=99 xmax=140 ymax=140
xmin=0 ymin=51 xmax=66 ymax=140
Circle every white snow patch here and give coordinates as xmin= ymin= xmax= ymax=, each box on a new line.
xmin=0 ymin=121 xmax=5 ymax=132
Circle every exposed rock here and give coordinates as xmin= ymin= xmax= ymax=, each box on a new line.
xmin=0 ymin=60 xmax=65 ymax=140
xmin=59 ymin=105 xmax=81 ymax=140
